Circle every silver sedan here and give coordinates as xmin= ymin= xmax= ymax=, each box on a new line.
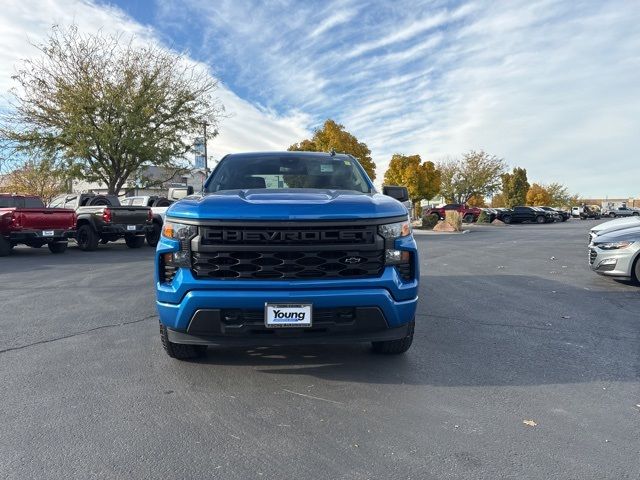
xmin=589 ymin=225 xmax=640 ymax=283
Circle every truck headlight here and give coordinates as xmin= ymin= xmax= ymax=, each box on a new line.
xmin=161 ymin=220 xmax=197 ymax=269
xmin=162 ymin=221 xmax=197 ymax=241
xmin=596 ymin=241 xmax=634 ymax=250
xmin=379 ymin=218 xmax=414 ymax=280
xmin=378 ymin=218 xmax=412 ymax=239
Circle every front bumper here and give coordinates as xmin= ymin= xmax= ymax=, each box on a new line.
xmin=155 ymin=234 xmax=419 ymax=345
xmin=589 ymin=245 xmax=640 ymax=278
xmin=165 ymin=307 xmax=413 ymax=346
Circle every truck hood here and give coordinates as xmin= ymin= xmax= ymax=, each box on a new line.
xmin=166 ymin=190 xmax=408 ymax=221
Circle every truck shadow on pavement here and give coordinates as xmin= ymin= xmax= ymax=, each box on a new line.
xmin=191 ymin=274 xmax=639 ymax=387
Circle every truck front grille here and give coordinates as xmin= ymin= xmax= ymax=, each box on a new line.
xmin=192 ymin=250 xmax=384 ymax=280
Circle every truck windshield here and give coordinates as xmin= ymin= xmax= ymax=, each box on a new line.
xmin=205 ymin=155 xmax=371 ymax=193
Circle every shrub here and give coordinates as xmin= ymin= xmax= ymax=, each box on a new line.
xmin=421 ymin=214 xmax=439 ymax=229
xmin=445 ymin=211 xmax=463 ymax=231
xmin=477 ymin=210 xmax=490 ymax=223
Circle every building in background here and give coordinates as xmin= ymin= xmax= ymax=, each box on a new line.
xmin=71 ymin=165 xmax=209 ymax=197
xmin=580 ymin=198 xmax=640 ymax=209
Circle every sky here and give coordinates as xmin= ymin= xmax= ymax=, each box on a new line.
xmin=1 ymin=0 xmax=639 ymax=197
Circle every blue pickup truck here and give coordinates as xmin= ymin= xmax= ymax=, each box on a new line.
xmin=155 ymin=151 xmax=419 ymax=359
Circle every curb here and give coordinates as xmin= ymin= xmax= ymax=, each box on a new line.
xmin=413 ymin=229 xmax=470 ymax=236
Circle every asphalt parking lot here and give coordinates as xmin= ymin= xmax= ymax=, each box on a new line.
xmin=1 ymin=220 xmax=638 ymax=480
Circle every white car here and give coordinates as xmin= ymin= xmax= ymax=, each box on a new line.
xmin=589 ymin=225 xmax=640 ymax=284
xmin=589 ymin=216 xmax=640 ymax=243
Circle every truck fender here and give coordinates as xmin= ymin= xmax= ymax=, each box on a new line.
xmin=76 ymin=215 xmax=98 ymax=232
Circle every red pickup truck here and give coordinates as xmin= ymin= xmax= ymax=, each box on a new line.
xmin=423 ymin=203 xmax=482 ymax=223
xmin=0 ymin=194 xmax=76 ymax=256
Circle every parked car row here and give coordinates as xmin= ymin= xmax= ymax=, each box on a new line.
xmin=1 ymin=187 xmax=193 ymax=256
xmin=423 ymin=204 xmax=571 ymax=225
xmin=588 ymin=216 xmax=640 ymax=284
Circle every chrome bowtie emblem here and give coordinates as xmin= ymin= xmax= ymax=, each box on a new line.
xmin=344 ymin=257 xmax=362 ymax=264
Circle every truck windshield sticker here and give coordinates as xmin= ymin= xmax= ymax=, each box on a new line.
xmin=320 ymin=164 xmax=334 ymax=173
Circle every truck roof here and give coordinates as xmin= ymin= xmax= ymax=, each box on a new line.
xmin=222 ymin=151 xmax=352 ymax=161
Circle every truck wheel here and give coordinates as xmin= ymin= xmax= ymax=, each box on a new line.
xmin=159 ymin=323 xmax=207 ymax=360
xmin=48 ymin=241 xmax=68 ymax=254
xmin=536 ymin=215 xmax=545 ymax=224
xmin=125 ymin=235 xmax=145 ymax=248
xmin=0 ymin=237 xmax=11 ymax=257
xmin=633 ymin=212 xmax=639 ymax=216
xmin=146 ymin=222 xmax=161 ymax=247
xmin=503 ymin=215 xmax=512 ymax=224
xmin=463 ymin=214 xmax=474 ymax=223
xmin=609 ymin=212 xmax=616 ymax=218
xmin=76 ymin=224 xmax=99 ymax=251
xmin=372 ymin=320 xmax=414 ymax=354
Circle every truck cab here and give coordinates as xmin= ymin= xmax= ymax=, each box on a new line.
xmin=155 ymin=152 xmax=419 ymax=359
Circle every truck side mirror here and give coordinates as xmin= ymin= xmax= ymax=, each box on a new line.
xmin=383 ymin=186 xmax=409 ymax=203
xmin=187 ymin=186 xmax=194 ymax=196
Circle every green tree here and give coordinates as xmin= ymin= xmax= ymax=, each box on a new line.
xmin=546 ymin=182 xmax=573 ymax=207
xmin=526 ymin=183 xmax=551 ymax=206
xmin=289 ymin=119 xmax=376 ymax=180
xmin=501 ymin=167 xmax=529 ymax=207
xmin=383 ymin=154 xmax=441 ymax=214
xmin=438 ymin=150 xmax=506 ymax=203
xmin=1 ymin=25 xmax=223 ymax=195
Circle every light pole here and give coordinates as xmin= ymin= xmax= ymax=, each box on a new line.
xmin=203 ymin=123 xmax=209 ymax=173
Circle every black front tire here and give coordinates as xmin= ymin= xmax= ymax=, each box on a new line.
xmin=146 ymin=222 xmax=161 ymax=247
xmin=76 ymin=224 xmax=99 ymax=251
xmin=159 ymin=323 xmax=207 ymax=360
xmin=125 ymin=235 xmax=145 ymax=248
xmin=463 ymin=214 xmax=474 ymax=223
xmin=0 ymin=236 xmax=11 ymax=257
xmin=536 ymin=215 xmax=546 ymax=224
xmin=372 ymin=320 xmax=414 ymax=354
xmin=503 ymin=216 xmax=512 ymax=224
xmin=48 ymin=241 xmax=68 ymax=254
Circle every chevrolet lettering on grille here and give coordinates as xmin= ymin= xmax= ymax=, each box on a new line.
xmin=209 ymin=229 xmax=374 ymax=244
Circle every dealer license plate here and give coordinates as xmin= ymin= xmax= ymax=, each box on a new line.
xmin=127 ymin=225 xmax=136 ymax=231
xmin=42 ymin=230 xmax=54 ymax=237
xmin=265 ymin=303 xmax=312 ymax=328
